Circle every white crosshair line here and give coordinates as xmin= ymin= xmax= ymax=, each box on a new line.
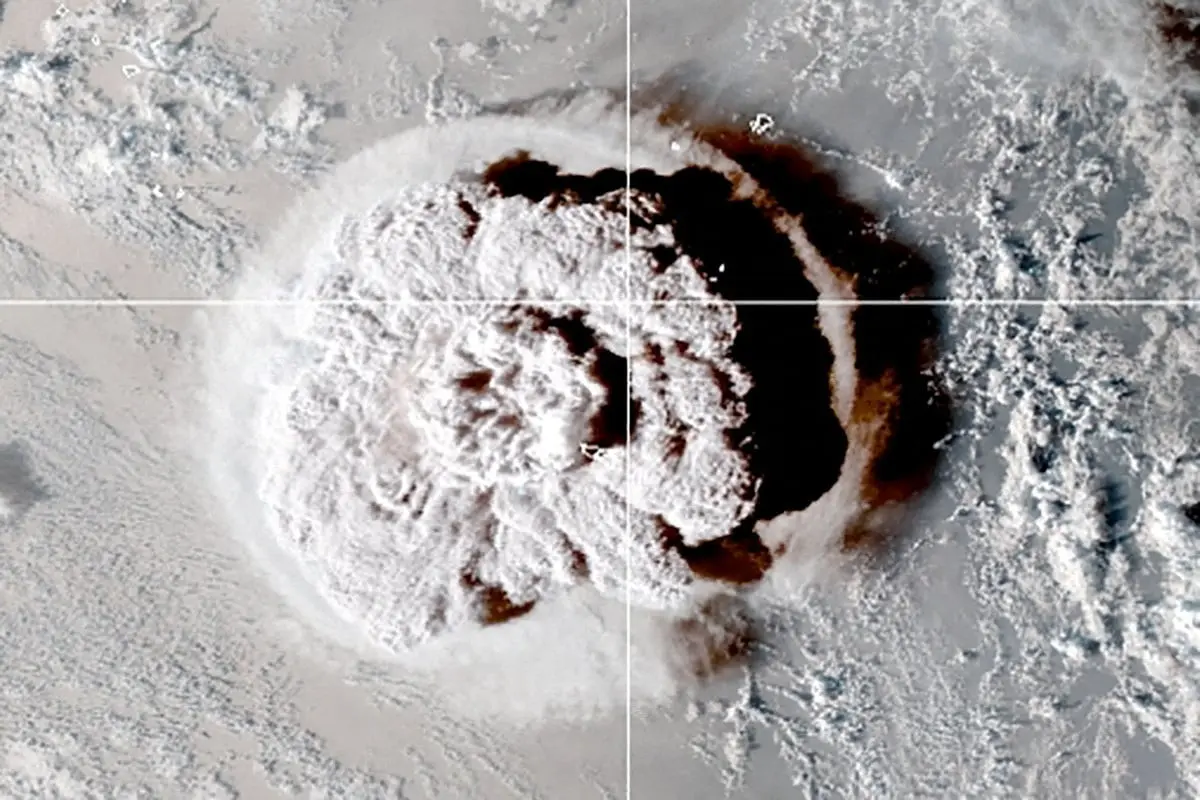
xmin=624 ymin=0 xmax=634 ymax=795
xmin=0 ymin=298 xmax=1198 ymax=307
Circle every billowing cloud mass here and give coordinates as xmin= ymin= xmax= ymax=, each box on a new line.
xmin=204 ymin=92 xmax=945 ymax=721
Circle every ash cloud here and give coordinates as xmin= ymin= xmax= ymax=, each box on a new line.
xmin=204 ymin=93 xmax=948 ymax=724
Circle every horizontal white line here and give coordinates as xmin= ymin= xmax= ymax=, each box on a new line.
xmin=0 ymin=298 xmax=1196 ymax=308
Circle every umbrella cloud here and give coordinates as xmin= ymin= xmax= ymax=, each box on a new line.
xmin=203 ymin=92 xmax=948 ymax=721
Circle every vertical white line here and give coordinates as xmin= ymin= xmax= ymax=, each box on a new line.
xmin=624 ymin=0 xmax=634 ymax=795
